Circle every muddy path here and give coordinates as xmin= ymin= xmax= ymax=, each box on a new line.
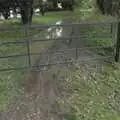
xmin=23 ymin=19 xmax=106 ymax=120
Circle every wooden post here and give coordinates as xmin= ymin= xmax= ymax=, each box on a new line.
xmin=115 ymin=21 xmax=120 ymax=62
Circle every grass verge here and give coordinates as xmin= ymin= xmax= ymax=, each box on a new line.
xmin=60 ymin=63 xmax=120 ymax=120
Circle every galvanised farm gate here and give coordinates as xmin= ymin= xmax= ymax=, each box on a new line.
xmin=0 ymin=20 xmax=119 ymax=72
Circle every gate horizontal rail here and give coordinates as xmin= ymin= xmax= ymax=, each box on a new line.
xmin=0 ymin=46 xmax=114 ymax=59
xmin=0 ymin=20 xmax=118 ymax=30
xmin=0 ymin=56 xmax=113 ymax=72
xmin=0 ymin=34 xmax=112 ymax=45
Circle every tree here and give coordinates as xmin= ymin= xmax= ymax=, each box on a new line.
xmin=0 ymin=0 xmax=10 ymax=19
xmin=20 ymin=0 xmax=33 ymax=24
xmin=0 ymin=0 xmax=34 ymax=24
xmin=53 ymin=0 xmax=58 ymax=8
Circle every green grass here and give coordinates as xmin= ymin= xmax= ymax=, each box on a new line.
xmin=46 ymin=62 xmax=120 ymax=120
xmin=58 ymin=63 xmax=120 ymax=120
xmin=0 ymin=30 xmax=26 ymax=111
xmin=0 ymin=11 xmax=75 ymax=26
xmin=33 ymin=11 xmax=75 ymax=24
xmin=0 ymin=71 xmax=24 ymax=111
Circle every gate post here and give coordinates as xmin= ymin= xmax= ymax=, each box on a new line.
xmin=115 ymin=21 xmax=120 ymax=62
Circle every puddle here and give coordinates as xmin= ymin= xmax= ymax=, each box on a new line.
xmin=52 ymin=27 xmax=63 ymax=38
xmin=56 ymin=20 xmax=62 ymax=25
xmin=45 ymin=20 xmax=63 ymax=39
xmin=55 ymin=27 xmax=63 ymax=37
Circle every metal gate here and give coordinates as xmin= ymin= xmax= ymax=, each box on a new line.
xmin=0 ymin=20 xmax=119 ymax=72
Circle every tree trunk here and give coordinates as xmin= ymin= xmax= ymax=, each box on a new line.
xmin=21 ymin=2 xmax=33 ymax=24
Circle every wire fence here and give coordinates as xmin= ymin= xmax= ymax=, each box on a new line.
xmin=0 ymin=20 xmax=119 ymax=72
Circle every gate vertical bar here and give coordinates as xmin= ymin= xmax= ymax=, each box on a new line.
xmin=25 ymin=24 xmax=31 ymax=68
xmin=75 ymin=24 xmax=79 ymax=60
xmin=111 ymin=23 xmax=113 ymax=34
xmin=112 ymin=21 xmax=118 ymax=58
xmin=115 ymin=21 xmax=120 ymax=62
